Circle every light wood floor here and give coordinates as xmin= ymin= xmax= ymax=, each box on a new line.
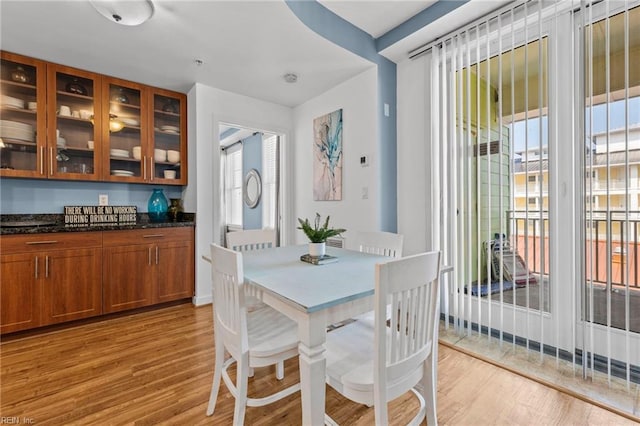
xmin=1 ymin=303 xmax=636 ymax=425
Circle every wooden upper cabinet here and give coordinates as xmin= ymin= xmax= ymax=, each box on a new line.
xmin=0 ymin=51 xmax=187 ymax=185
xmin=102 ymin=77 xmax=149 ymax=183
xmin=47 ymin=64 xmax=103 ymax=180
xmin=149 ymin=88 xmax=187 ymax=185
xmin=0 ymin=52 xmax=47 ymax=178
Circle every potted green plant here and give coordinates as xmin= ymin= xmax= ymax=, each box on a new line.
xmin=297 ymin=213 xmax=346 ymax=257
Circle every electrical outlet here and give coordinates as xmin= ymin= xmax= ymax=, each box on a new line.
xmin=98 ymin=194 xmax=108 ymax=206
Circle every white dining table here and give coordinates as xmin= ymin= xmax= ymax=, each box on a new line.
xmin=241 ymin=245 xmax=391 ymax=426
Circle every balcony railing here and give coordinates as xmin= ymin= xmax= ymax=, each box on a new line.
xmin=506 ymin=210 xmax=640 ymax=289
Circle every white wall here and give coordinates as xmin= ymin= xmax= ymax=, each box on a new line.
xmin=397 ymin=53 xmax=433 ymax=255
xmin=293 ymin=67 xmax=379 ymax=249
xmin=185 ymin=83 xmax=293 ymax=305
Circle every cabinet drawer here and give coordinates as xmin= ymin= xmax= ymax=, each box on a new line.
xmin=102 ymin=227 xmax=194 ymax=246
xmin=1 ymin=232 xmax=103 ymax=254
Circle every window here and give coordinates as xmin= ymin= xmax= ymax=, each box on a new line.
xmin=224 ymin=145 xmax=243 ymax=227
xmin=262 ymin=134 xmax=278 ymax=229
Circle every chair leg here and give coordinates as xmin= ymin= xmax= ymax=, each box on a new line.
xmin=234 ymin=354 xmax=250 ymax=426
xmin=422 ymin=352 xmax=438 ymax=426
xmin=276 ymin=361 xmax=284 ymax=380
xmin=206 ymin=333 xmax=225 ymax=416
xmin=373 ymin=385 xmax=389 ymax=425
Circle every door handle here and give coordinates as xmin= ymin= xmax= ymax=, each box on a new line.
xmin=143 ymin=156 xmax=147 ymax=180
xmin=49 ymin=147 xmax=54 ymax=176
xmin=40 ymin=146 xmax=45 ymax=175
xmin=148 ymin=247 xmax=152 ymax=265
xmin=45 ymin=255 xmax=49 ymax=278
xmin=26 ymin=240 xmax=59 ymax=245
xmin=35 ymin=256 xmax=39 ymax=279
xmin=155 ymin=246 xmax=159 ymax=265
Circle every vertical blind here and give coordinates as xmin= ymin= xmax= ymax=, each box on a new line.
xmin=421 ymin=0 xmax=639 ymax=410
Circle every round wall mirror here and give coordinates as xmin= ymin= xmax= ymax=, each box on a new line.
xmin=243 ymin=169 xmax=262 ymax=208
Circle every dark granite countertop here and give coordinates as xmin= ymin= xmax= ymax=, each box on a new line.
xmin=0 ymin=213 xmax=195 ymax=235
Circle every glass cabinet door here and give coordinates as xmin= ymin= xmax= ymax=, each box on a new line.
xmin=151 ymin=90 xmax=186 ymax=185
xmin=47 ymin=65 xmax=102 ymax=180
xmin=0 ymin=52 xmax=46 ymax=178
xmin=103 ymin=78 xmax=147 ymax=181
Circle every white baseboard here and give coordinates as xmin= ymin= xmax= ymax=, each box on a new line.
xmin=192 ymin=295 xmax=212 ymax=306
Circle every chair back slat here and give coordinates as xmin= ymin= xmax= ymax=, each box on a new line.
xmin=356 ymin=231 xmax=403 ymax=258
xmin=210 ymin=243 xmax=249 ymax=357
xmin=226 ymin=229 xmax=277 ymax=252
xmin=375 ymin=251 xmax=440 ymax=383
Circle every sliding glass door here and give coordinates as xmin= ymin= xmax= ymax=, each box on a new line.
xmin=579 ymin=1 xmax=640 ymax=379
xmin=432 ymin=0 xmax=640 ymax=390
xmin=441 ymin=2 xmax=553 ymax=348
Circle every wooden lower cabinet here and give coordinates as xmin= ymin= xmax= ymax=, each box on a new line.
xmin=102 ymin=227 xmax=194 ymax=314
xmin=0 ymin=226 xmax=194 ymax=334
xmin=0 ymin=233 xmax=102 ymax=334
xmin=0 ymin=253 xmax=41 ymax=333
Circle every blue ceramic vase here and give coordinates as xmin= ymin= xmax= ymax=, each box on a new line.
xmin=148 ymin=188 xmax=168 ymax=222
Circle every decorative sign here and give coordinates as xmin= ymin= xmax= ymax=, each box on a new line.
xmin=64 ymin=205 xmax=137 ymax=227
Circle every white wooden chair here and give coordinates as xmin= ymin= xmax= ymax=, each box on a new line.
xmin=206 ymin=243 xmax=300 ymax=425
xmin=225 ymin=228 xmax=281 ymax=377
xmin=226 ymin=228 xmax=277 ymax=252
xmin=355 ymin=231 xmax=404 ymax=258
xmin=352 ymin=231 xmax=404 ymax=327
xmin=324 ymin=251 xmax=441 ymax=426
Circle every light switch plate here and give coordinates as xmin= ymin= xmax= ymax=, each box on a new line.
xmin=98 ymin=194 xmax=108 ymax=206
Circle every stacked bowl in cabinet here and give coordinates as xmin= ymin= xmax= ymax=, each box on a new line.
xmin=0 ymin=120 xmax=35 ymax=143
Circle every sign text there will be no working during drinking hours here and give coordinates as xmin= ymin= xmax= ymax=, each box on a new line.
xmin=64 ymin=205 xmax=137 ymax=226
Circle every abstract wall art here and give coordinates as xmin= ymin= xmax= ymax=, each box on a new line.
xmin=313 ymin=108 xmax=343 ymax=201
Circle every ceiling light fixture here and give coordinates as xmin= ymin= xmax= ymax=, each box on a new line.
xmin=90 ymin=0 xmax=155 ymax=26
xmin=283 ymin=73 xmax=298 ymax=84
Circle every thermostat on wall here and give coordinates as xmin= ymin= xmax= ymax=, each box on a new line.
xmin=360 ymin=155 xmax=369 ymax=167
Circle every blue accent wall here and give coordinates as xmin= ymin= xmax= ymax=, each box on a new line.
xmin=242 ymin=133 xmax=262 ymax=229
xmin=375 ymin=0 xmax=470 ymax=52
xmin=0 ymin=179 xmax=182 ymax=214
xmin=285 ymin=0 xmax=398 ymax=232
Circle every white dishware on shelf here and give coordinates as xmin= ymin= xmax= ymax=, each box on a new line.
xmin=87 ymin=140 xmax=94 ymax=150
xmin=132 ymin=146 xmax=142 ymax=160
xmin=160 ymin=125 xmax=179 ymax=134
xmin=120 ymin=117 xmax=139 ymax=126
xmin=27 ymin=102 xmax=37 ymax=111
xmin=154 ymin=148 xmax=167 ymax=162
xmin=1 ymin=95 xmax=24 ymax=109
xmin=79 ymin=110 xmax=92 ymax=119
xmin=59 ymin=105 xmax=71 ymax=116
xmin=163 ymin=170 xmax=176 ymax=179
xmin=167 ymin=150 xmax=180 ymax=163
xmin=0 ymin=120 xmax=35 ymax=142
xmin=110 ymin=148 xmax=129 ymax=158
xmin=111 ymin=169 xmax=134 ymax=176
xmin=57 ymin=137 xmax=66 ymax=148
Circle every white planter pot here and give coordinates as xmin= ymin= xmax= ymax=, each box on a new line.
xmin=308 ymin=242 xmax=326 ymax=257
